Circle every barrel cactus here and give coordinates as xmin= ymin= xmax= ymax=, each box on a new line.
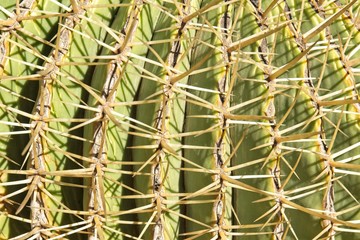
xmin=1 ymin=0 xmax=360 ymax=239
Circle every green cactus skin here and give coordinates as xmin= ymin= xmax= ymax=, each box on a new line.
xmin=1 ymin=0 xmax=360 ymax=239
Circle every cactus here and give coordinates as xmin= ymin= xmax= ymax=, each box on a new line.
xmin=1 ymin=0 xmax=360 ymax=239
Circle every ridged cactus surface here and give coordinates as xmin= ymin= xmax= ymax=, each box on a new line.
xmin=1 ymin=0 xmax=360 ymax=239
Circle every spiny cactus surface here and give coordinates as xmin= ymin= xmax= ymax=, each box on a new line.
xmin=1 ymin=0 xmax=360 ymax=239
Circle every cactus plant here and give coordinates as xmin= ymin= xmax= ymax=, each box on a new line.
xmin=1 ymin=0 xmax=360 ymax=239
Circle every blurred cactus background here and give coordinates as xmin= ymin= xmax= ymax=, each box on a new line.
xmin=1 ymin=0 xmax=360 ymax=239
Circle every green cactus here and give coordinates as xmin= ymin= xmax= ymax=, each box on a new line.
xmin=1 ymin=0 xmax=360 ymax=239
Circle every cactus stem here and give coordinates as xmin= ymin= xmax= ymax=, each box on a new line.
xmin=16 ymin=1 xmax=91 ymax=238
xmin=0 ymin=0 xmax=36 ymax=76
xmin=303 ymin=0 xmax=357 ymax=42
xmin=85 ymin=1 xmax=143 ymax=238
